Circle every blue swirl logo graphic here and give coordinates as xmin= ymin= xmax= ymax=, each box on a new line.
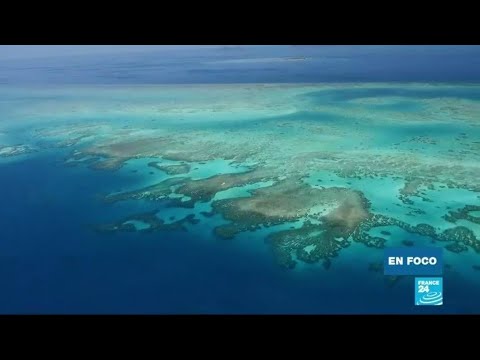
xmin=416 ymin=291 xmax=443 ymax=305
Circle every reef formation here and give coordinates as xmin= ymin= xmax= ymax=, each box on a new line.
xmin=10 ymin=83 xmax=480 ymax=273
xmin=0 ymin=144 xmax=36 ymax=157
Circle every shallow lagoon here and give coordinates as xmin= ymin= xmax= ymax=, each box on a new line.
xmin=1 ymin=83 xmax=479 ymax=313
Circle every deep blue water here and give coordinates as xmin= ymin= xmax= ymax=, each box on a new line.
xmin=1 ymin=45 xmax=480 ymax=84
xmin=1 ymin=46 xmax=480 ymax=314
xmin=1 ymin=152 xmax=479 ymax=314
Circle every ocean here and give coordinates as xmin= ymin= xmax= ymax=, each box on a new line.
xmin=0 ymin=46 xmax=479 ymax=314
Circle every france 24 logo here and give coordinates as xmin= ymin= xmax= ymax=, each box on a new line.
xmin=415 ymin=277 xmax=443 ymax=306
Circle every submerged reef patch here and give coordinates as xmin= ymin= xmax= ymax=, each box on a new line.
xmin=148 ymin=162 xmax=191 ymax=175
xmin=89 ymin=157 xmax=129 ymax=171
xmin=399 ymin=177 xmax=433 ymax=204
xmin=104 ymin=177 xmax=188 ymax=203
xmin=31 ymin=84 xmax=480 ymax=273
xmin=443 ymin=205 xmax=480 ymax=225
xmin=268 ymin=220 xmax=351 ymax=269
xmin=103 ymin=167 xmax=280 ymax=205
xmin=98 ymin=166 xmax=480 ymax=268
xmin=78 ymin=135 xmax=256 ymax=171
xmin=0 ymin=144 xmax=36 ymax=157
xmin=92 ymin=210 xmax=199 ymax=234
xmin=211 ymin=178 xmax=372 ymax=268
xmin=212 ymin=178 xmax=370 ymax=238
xmin=438 ymin=226 xmax=480 ymax=253
xmin=176 ymin=167 xmax=279 ymax=203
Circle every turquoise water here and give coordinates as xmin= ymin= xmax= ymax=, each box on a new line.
xmin=1 ymin=83 xmax=480 ymax=314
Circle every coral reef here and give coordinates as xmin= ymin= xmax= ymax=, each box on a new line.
xmin=211 ymin=178 xmax=371 ymax=268
xmin=176 ymin=167 xmax=279 ymax=203
xmin=25 ymin=84 xmax=479 ymax=272
xmin=78 ymin=135 xmax=256 ymax=171
xmin=212 ymin=180 xmax=369 ymax=239
xmin=267 ymin=221 xmax=350 ymax=269
xmin=148 ymin=162 xmax=191 ymax=175
xmin=104 ymin=177 xmax=188 ymax=203
xmin=438 ymin=226 xmax=480 ymax=253
xmin=89 ymin=157 xmax=129 ymax=171
xmin=443 ymin=205 xmax=480 ymax=225
xmin=0 ymin=144 xmax=36 ymax=157
xmin=103 ymin=167 xmax=279 ymax=204
xmin=399 ymin=177 xmax=431 ymax=204
xmin=92 ymin=210 xmax=199 ymax=234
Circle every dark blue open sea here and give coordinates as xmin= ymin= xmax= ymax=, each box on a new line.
xmin=1 ymin=45 xmax=480 ymax=314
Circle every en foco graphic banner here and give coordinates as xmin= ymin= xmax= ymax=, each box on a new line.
xmin=383 ymin=247 xmax=443 ymax=276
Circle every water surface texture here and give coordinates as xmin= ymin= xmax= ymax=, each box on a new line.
xmin=1 ymin=46 xmax=480 ymax=314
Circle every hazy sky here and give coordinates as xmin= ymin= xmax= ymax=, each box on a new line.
xmin=0 ymin=45 xmax=223 ymax=60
